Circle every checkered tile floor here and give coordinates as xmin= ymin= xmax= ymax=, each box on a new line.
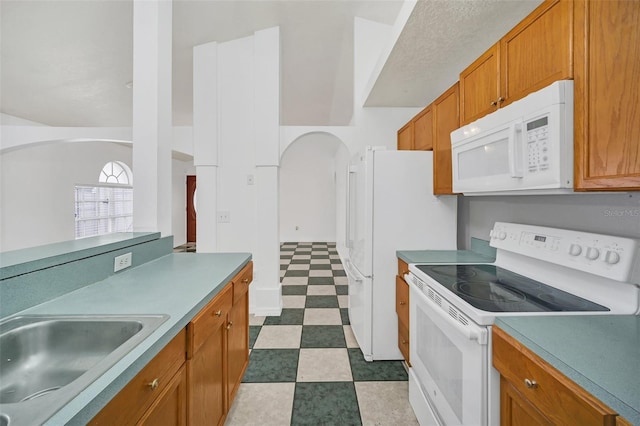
xmin=225 ymin=242 xmax=418 ymax=426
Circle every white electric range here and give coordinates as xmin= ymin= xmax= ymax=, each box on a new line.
xmin=406 ymin=222 xmax=640 ymax=426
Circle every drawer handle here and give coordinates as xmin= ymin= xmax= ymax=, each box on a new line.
xmin=497 ymin=96 xmax=505 ymax=103
xmin=490 ymin=100 xmax=498 ymax=106
xmin=227 ymin=321 xmax=234 ymax=330
xmin=214 ymin=310 xmax=222 ymax=317
xmin=401 ymin=339 xmax=408 ymax=345
xmin=399 ymin=301 xmax=406 ymax=306
xmin=242 ymin=278 xmax=250 ymax=284
xmin=524 ymin=378 xmax=538 ymax=389
xmin=148 ymin=378 xmax=159 ymax=391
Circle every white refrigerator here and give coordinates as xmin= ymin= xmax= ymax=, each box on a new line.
xmin=344 ymin=147 xmax=457 ymax=361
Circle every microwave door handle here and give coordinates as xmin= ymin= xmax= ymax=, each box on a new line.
xmin=509 ymin=123 xmax=524 ymax=178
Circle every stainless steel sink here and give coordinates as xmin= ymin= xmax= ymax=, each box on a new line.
xmin=0 ymin=314 xmax=169 ymax=426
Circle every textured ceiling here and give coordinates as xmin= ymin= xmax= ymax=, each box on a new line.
xmin=1 ymin=0 xmax=544 ymax=128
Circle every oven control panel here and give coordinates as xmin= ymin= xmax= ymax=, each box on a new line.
xmin=490 ymin=222 xmax=640 ymax=282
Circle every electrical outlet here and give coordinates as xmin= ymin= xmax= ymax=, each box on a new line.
xmin=217 ymin=211 xmax=230 ymax=223
xmin=114 ymin=252 xmax=132 ymax=272
xmin=247 ymin=174 xmax=254 ymax=185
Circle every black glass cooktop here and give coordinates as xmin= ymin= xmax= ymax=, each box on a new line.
xmin=415 ymin=264 xmax=609 ymax=313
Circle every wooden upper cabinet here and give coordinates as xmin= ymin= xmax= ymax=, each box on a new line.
xmin=460 ymin=44 xmax=500 ymax=126
xmin=397 ymin=121 xmax=414 ymax=150
xmin=460 ymin=0 xmax=572 ymax=126
xmin=413 ymin=106 xmax=434 ymax=151
xmin=433 ymin=83 xmax=460 ymax=195
xmin=573 ymin=0 xmax=640 ymax=190
xmin=500 ymin=0 xmax=573 ymax=108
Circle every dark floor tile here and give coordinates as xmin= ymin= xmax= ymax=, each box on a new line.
xmin=249 ymin=326 xmax=261 ymax=349
xmin=301 ymin=325 xmax=346 ymax=348
xmin=290 ymin=259 xmax=311 ymax=264
xmin=280 ymin=255 xmax=293 ymax=259
xmin=298 ymin=243 xmax=312 ymax=247
xmin=291 ymin=382 xmax=362 ymax=426
xmin=243 ymin=349 xmax=299 ymax=383
xmin=332 ymin=270 xmax=347 ymax=277
xmin=347 ymin=348 xmax=408 ymax=381
xmin=305 ymin=295 xmax=339 ymax=308
xmin=282 ymin=285 xmax=308 ymax=295
xmin=309 ymin=263 xmax=332 ymax=270
xmin=311 ymin=255 xmax=330 ymax=259
xmin=330 ymin=258 xmax=342 ymax=264
xmin=285 ymin=270 xmax=310 ymax=277
xmin=340 ymin=308 xmax=350 ymax=325
xmin=308 ymin=277 xmax=334 ymax=285
xmin=280 ymin=264 xmax=289 ymax=270
xmin=263 ymin=309 xmax=305 ymax=325
xmin=336 ymin=285 xmax=348 ymax=295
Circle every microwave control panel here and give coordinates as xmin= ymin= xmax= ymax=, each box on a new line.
xmin=526 ymin=116 xmax=550 ymax=173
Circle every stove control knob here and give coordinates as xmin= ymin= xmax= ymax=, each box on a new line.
xmin=586 ymin=247 xmax=600 ymax=260
xmin=568 ymin=244 xmax=582 ymax=256
xmin=604 ymin=250 xmax=621 ymax=265
xmin=497 ymin=231 xmax=507 ymax=240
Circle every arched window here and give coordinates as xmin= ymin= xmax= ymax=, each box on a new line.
xmin=75 ymin=161 xmax=134 ymax=239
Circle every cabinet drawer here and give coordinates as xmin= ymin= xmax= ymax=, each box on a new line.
xmin=492 ymin=326 xmax=617 ymax=426
xmin=398 ymin=321 xmax=410 ymax=365
xmin=232 ymin=261 xmax=253 ymax=304
xmin=90 ymin=329 xmax=186 ymax=426
xmin=187 ymin=284 xmax=233 ymax=357
xmin=395 ymin=276 xmax=409 ymax=328
xmin=397 ymin=259 xmax=409 ymax=278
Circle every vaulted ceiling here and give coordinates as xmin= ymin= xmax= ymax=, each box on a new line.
xmin=0 ymin=0 xmax=542 ymax=128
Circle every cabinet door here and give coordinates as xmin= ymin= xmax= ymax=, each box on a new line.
xmin=433 ymin=82 xmax=460 ymax=195
xmin=227 ymin=291 xmax=249 ymax=408
xmin=137 ymin=366 xmax=187 ymax=426
xmin=414 ymin=106 xmax=434 ymax=151
xmin=500 ymin=0 xmax=572 ymax=107
xmin=574 ymin=0 xmax=640 ymax=190
xmin=500 ymin=376 xmax=552 ymax=426
xmin=460 ymin=43 xmax=500 ymax=125
xmin=397 ymin=121 xmax=414 ymax=150
xmin=395 ymin=276 xmax=409 ymax=328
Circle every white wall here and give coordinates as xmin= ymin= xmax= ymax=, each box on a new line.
xmin=280 ymin=133 xmax=343 ymax=242
xmin=458 ymin=193 xmax=640 ymax=248
xmin=0 ymin=141 xmax=132 ymax=251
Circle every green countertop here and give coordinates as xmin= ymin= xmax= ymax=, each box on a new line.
xmin=495 ymin=316 xmax=640 ymax=425
xmin=1 ymin=252 xmax=251 ymax=425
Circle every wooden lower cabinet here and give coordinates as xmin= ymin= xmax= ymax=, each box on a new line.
xmin=396 ymin=259 xmax=410 ymax=365
xmin=90 ymin=261 xmax=253 ymax=426
xmin=493 ymin=326 xmax=619 ymax=426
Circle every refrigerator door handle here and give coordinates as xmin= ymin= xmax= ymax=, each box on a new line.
xmin=345 ymin=169 xmax=356 ymax=250
xmin=344 ymin=259 xmax=363 ymax=283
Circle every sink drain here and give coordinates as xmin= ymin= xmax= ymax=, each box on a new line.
xmin=20 ymin=387 xmax=62 ymax=402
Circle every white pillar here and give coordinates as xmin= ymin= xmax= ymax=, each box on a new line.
xmin=132 ymin=0 xmax=172 ymax=236
xmin=252 ymin=27 xmax=282 ymax=315
xmin=193 ymin=41 xmax=219 ymax=252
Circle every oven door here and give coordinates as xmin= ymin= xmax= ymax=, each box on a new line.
xmin=409 ymin=278 xmax=489 ymax=425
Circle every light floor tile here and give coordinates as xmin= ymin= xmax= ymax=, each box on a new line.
xmin=306 ymin=285 xmax=336 ymax=296
xmin=343 ymin=325 xmax=359 ymax=348
xmin=292 ymin=254 xmax=311 ymax=260
xmin=297 ymin=348 xmax=353 ymax=382
xmin=303 ymin=308 xmax=342 ymax=325
xmin=309 ymin=269 xmax=333 ymax=277
xmin=280 ymin=259 xmax=291 ymax=265
xmin=281 ymin=277 xmax=308 ymax=286
xmin=334 ymin=276 xmax=348 ymax=285
xmin=355 ymin=381 xmax=419 ymax=426
xmin=279 ymin=269 xmax=286 ymax=278
xmin=310 ymin=258 xmax=331 ymax=264
xmin=253 ymin=325 xmax=302 ymax=349
xmin=338 ymin=295 xmax=349 ymax=309
xmin=225 ymin=383 xmax=295 ymax=426
xmin=249 ymin=315 xmax=266 ymax=326
xmin=287 ymin=264 xmax=311 ymax=270
xmin=282 ymin=295 xmax=307 ymax=309
xmin=330 ymin=255 xmax=340 ymax=259
xmin=331 ymin=263 xmax=344 ymax=270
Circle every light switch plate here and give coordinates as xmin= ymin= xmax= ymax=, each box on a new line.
xmin=114 ymin=252 xmax=132 ymax=272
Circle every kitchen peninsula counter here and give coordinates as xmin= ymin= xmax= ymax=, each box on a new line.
xmin=495 ymin=316 xmax=640 ymax=425
xmin=1 ymin=251 xmax=251 ymax=425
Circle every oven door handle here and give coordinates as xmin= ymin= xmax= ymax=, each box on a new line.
xmin=410 ymin=279 xmax=488 ymax=345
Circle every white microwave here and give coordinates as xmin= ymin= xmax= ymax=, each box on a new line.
xmin=451 ymin=80 xmax=573 ymax=195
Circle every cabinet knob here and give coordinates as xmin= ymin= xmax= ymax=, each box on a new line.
xmin=497 ymin=96 xmax=505 ymax=103
xmin=490 ymin=100 xmax=498 ymax=106
xmin=524 ymin=378 xmax=538 ymax=389
xmin=227 ymin=321 xmax=234 ymax=330
xmin=214 ymin=310 xmax=222 ymax=317
xmin=399 ymin=301 xmax=406 ymax=306
xmin=148 ymin=378 xmax=159 ymax=391
xmin=242 ymin=278 xmax=250 ymax=284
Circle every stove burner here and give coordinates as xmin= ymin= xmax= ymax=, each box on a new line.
xmin=430 ymin=265 xmax=477 ymax=280
xmin=537 ymin=292 xmax=588 ymax=309
xmin=453 ymin=281 xmax=526 ymax=304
